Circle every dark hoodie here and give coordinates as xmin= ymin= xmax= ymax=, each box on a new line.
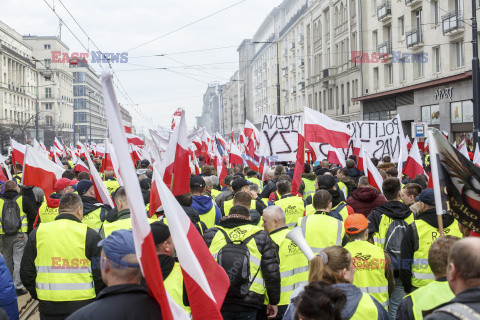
xmin=346 ymin=187 xmax=386 ymax=218
xmin=367 ymin=200 xmax=412 ymax=235
xmin=191 ymin=195 xmax=222 ymax=225
xmin=2 ymin=189 xmax=37 ymax=233
xmin=400 ymin=209 xmax=457 ymax=293
xmin=346 ymin=167 xmax=362 ymax=183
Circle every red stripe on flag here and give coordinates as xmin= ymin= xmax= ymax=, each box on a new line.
xmin=23 ymin=164 xmax=58 ymax=196
xmin=304 ymin=123 xmax=351 ymax=149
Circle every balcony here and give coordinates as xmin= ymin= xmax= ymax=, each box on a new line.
xmin=442 ymin=11 xmax=464 ymax=35
xmin=298 ymin=58 xmax=305 ymax=68
xmin=298 ymin=34 xmax=304 ymax=44
xmin=298 ymin=82 xmax=305 ymax=91
xmin=377 ymin=41 xmax=392 ymax=58
xmin=405 ymin=0 xmax=421 ymax=7
xmin=377 ymin=1 xmax=391 ymax=21
xmin=290 ymin=86 xmax=297 ymax=95
xmin=406 ymin=28 xmax=423 ymax=48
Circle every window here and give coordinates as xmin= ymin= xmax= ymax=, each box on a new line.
xmin=415 ymin=53 xmax=424 ymax=78
xmin=399 ymin=17 xmax=405 ymax=39
xmin=45 ymin=87 xmax=51 ymax=98
xmin=434 ymin=47 xmax=441 ymax=73
xmin=44 ymin=75 xmax=51 ymax=81
xmin=401 ymin=58 xmax=407 ymax=82
xmin=44 ymin=59 xmax=51 ymax=69
xmin=374 ymin=67 xmax=379 ymax=89
xmin=433 ymin=1 xmax=439 ymax=25
xmin=44 ymin=44 xmax=51 ymax=49
xmin=373 ymin=31 xmax=378 ymax=49
xmin=386 ymin=64 xmax=393 ymax=85
xmin=45 ymin=116 xmax=53 ymax=127
xmin=45 ymin=103 xmax=52 ymax=110
xmin=455 ymin=42 xmax=465 ymax=68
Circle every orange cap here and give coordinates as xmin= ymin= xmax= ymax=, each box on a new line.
xmin=344 ymin=214 xmax=368 ymax=234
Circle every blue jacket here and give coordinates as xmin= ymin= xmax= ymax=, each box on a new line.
xmin=0 ymin=254 xmax=18 ymax=320
xmin=191 ymin=195 xmax=222 ymax=225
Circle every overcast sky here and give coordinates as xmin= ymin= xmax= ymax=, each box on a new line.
xmin=1 ymin=0 xmax=281 ymax=133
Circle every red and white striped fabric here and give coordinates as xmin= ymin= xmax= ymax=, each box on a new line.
xmin=155 ymin=171 xmax=230 ymax=320
xmin=102 ymin=71 xmax=182 ymax=320
xmin=363 ymin=151 xmax=384 ymax=192
xmin=458 ymin=140 xmax=470 ymax=159
xmin=244 ymin=119 xmax=259 ymax=140
xmin=11 ymin=139 xmax=26 ymax=166
xmin=74 ymin=158 xmax=89 ymax=173
xmin=304 ymin=107 xmax=352 ymax=149
xmin=0 ymin=154 xmax=12 ymax=180
xmin=291 ymin=116 xmax=305 ymax=196
xmin=229 ymin=142 xmax=244 ymax=166
xmin=327 ymin=145 xmax=346 ymax=168
xmin=357 ymin=144 xmax=365 ymax=172
xmin=54 ymin=137 xmax=65 ymax=156
xmin=126 ymin=133 xmax=145 ymax=147
xmin=352 ymin=139 xmax=362 ymax=157
xmin=23 ymin=145 xmax=65 ymax=196
xmin=85 ymin=151 xmax=114 ymax=208
xmin=54 ymin=154 xmax=63 ymax=167
xmin=402 ymin=139 xmax=426 ymax=179
xmin=397 ymin=136 xmax=410 ymax=179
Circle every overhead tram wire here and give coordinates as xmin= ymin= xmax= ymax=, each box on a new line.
xmin=126 ymin=0 xmax=247 ymax=52
xmin=45 ymin=0 xmax=155 ymax=128
xmin=127 ymin=45 xmax=240 ymax=59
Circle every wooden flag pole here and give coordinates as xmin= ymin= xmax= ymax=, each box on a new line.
xmin=437 ymin=214 xmax=444 ymax=236
xmin=170 ymin=173 xmax=175 ymax=193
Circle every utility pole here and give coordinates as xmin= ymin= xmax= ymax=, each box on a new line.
xmin=472 ymin=0 xmax=480 ymax=147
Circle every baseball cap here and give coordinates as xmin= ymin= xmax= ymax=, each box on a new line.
xmin=54 ymin=178 xmax=77 ymax=191
xmin=415 ymin=188 xmax=435 ymax=206
xmin=98 ymin=229 xmax=139 ymax=268
xmin=76 ymin=180 xmax=93 ymax=196
xmin=150 ymin=222 xmax=171 ymax=245
xmin=232 ymin=178 xmax=252 ymax=192
xmin=317 ymin=175 xmax=337 ymax=190
xmin=344 ymin=214 xmax=369 ymax=234
xmin=190 ymin=175 xmax=206 ymax=189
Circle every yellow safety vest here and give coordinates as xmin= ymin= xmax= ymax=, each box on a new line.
xmin=208 ymin=224 xmax=266 ymax=298
xmin=35 ymin=219 xmax=95 ymax=301
xmin=0 ymin=196 xmax=28 ymax=234
xmin=211 ymin=189 xmax=221 ymax=200
xmin=224 ymin=198 xmax=255 ymax=215
xmin=337 ymin=181 xmax=348 ymax=198
xmin=373 ymin=212 xmax=414 ymax=249
xmin=412 ymin=219 xmax=462 ymax=288
xmin=103 ymin=180 xmax=120 ymax=195
xmin=68 ymin=161 xmax=73 ymax=169
xmin=350 ymin=292 xmax=380 ymax=320
xmin=274 ymin=196 xmax=305 ymax=228
xmin=164 ymin=262 xmax=191 ymax=315
xmin=407 ymin=280 xmax=454 ymax=320
xmin=198 ymin=204 xmax=217 ymax=229
xmin=305 ymin=203 xmax=347 ymax=221
xmin=38 ymin=201 xmax=60 ymax=224
xmin=82 ymin=207 xmax=103 ymax=231
xmin=345 ymin=240 xmax=389 ymax=309
xmin=269 ymin=228 xmax=309 ymax=305
xmin=13 ymin=173 xmax=22 ymax=184
xmin=305 ymin=204 xmax=315 ymax=216
xmin=247 ymin=178 xmax=263 ymax=190
xmin=302 ymin=178 xmax=316 ymax=200
xmin=298 ymin=214 xmax=344 ymax=254
xmin=103 ymin=217 xmax=157 ymax=238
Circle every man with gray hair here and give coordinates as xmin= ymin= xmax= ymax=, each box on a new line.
xmin=259 ymin=169 xmax=277 ymax=199
xmin=262 ymin=206 xmax=309 ymax=319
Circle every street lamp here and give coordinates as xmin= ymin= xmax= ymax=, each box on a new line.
xmin=253 ymin=41 xmax=281 ymax=115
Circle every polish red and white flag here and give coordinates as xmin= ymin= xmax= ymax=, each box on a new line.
xmin=304 ymin=107 xmax=352 ymax=149
xmin=363 ymin=151 xmax=384 ymax=192
xmin=458 ymin=140 xmax=470 ymax=160
xmin=85 ymin=151 xmax=114 ymax=208
xmin=357 ymin=144 xmax=365 ymax=172
xmin=229 ymin=142 xmax=244 ymax=166
xmin=327 ymin=145 xmax=346 ymax=168
xmin=126 ymin=133 xmax=145 ymax=147
xmin=11 ymin=139 xmax=26 ymax=166
xmin=102 ymin=71 xmax=185 ymax=320
xmin=402 ymin=139 xmax=426 ymax=179
xmin=74 ymin=158 xmax=89 ymax=173
xmin=291 ymin=117 xmax=305 ymax=195
xmin=23 ymin=145 xmax=65 ymax=196
xmin=0 ymin=154 xmax=12 ymax=180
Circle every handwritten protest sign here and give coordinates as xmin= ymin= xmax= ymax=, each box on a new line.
xmin=259 ymin=114 xmax=302 ymax=162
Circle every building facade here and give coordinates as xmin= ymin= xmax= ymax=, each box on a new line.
xmin=355 ymin=0 xmax=477 ymax=145
xmin=197 ymin=83 xmax=223 ymax=135
xmin=70 ymin=61 xmax=107 ymax=143
xmin=0 ymin=20 xmax=38 ymax=150
xmin=220 ymin=71 xmax=241 ymax=135
xmin=23 ymin=35 xmax=74 ymax=146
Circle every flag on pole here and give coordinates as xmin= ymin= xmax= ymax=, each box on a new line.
xmin=23 ymin=145 xmax=65 ymax=196
xmin=327 ymin=145 xmax=346 ymax=168
xmin=102 ymin=71 xmax=181 ymax=320
xmin=364 ymin=151 xmax=384 ymax=192
xmin=402 ymin=139 xmax=426 ymax=179
xmin=85 ymin=152 xmax=115 ymax=208
xmin=11 ymin=139 xmax=26 ymax=166
xmin=304 ymin=107 xmax=352 ymax=149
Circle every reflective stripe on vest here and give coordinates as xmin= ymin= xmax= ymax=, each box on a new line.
xmin=373 ymin=212 xmax=414 ymax=249
xmin=199 ymin=203 xmax=217 ymax=229
xmin=270 ymin=228 xmax=309 ymax=305
xmin=209 ymin=224 xmax=266 ymax=296
xmin=35 ymin=219 xmax=95 ymax=301
xmin=274 ymin=196 xmax=305 ymax=228
xmin=300 ymin=214 xmax=344 ymax=253
xmin=344 ymin=240 xmax=389 ymax=309
xmin=408 ymin=280 xmax=454 ymax=320
xmin=302 ymin=178 xmax=316 ymax=199
xmin=0 ymin=196 xmax=28 ymax=234
xmin=350 ymin=292 xmax=380 ymax=320
xmin=224 ymin=198 xmax=255 ymax=215
xmin=82 ymin=207 xmax=103 ymax=231
xmin=39 ymin=201 xmax=59 ymax=224
xmin=412 ymin=219 xmax=462 ymax=288
xmin=164 ymin=263 xmax=191 ymax=314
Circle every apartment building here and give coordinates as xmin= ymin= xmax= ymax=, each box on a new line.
xmin=355 ymin=0 xmax=478 ymax=143
xmin=23 ymin=35 xmax=74 ymax=145
xmin=220 ymin=71 xmax=241 ymax=135
xmin=0 ymin=20 xmax=38 ymax=147
xmin=197 ymin=83 xmax=223 ymax=134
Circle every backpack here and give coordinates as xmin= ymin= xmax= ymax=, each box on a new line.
xmin=1 ymin=196 xmax=22 ymax=235
xmin=216 ymin=228 xmax=261 ymax=299
xmin=384 ymin=219 xmax=409 ymax=265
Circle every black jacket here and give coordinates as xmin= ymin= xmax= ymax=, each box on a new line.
xmin=305 ymin=188 xmax=345 ymax=208
xmin=20 ymin=214 xmax=105 ymax=318
xmin=66 ymin=284 xmax=163 ymax=320
xmin=400 ymin=209 xmax=456 ymax=293
xmin=346 ymin=167 xmax=362 ymax=183
xmin=260 ymin=180 xmax=277 ymax=199
xmin=368 ymin=201 xmax=412 ymax=235
xmin=424 ymin=287 xmax=480 ymax=320
xmin=203 ymin=217 xmax=280 ymax=311
xmin=2 ymin=189 xmax=38 ymax=234
xmin=81 ymin=196 xmax=111 ymax=222
xmin=314 ymin=166 xmax=331 ymax=176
